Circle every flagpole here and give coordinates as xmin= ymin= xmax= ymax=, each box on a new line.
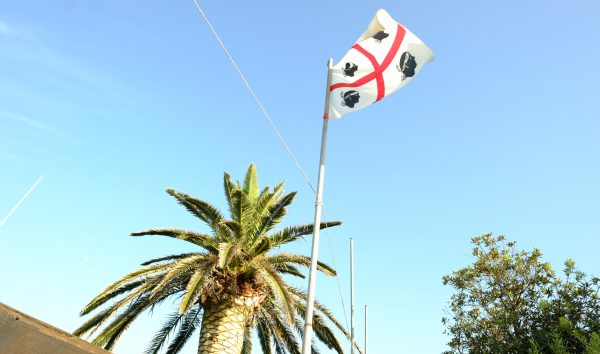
xmin=364 ymin=305 xmax=368 ymax=354
xmin=350 ymin=237 xmax=355 ymax=354
xmin=301 ymin=58 xmax=333 ymax=354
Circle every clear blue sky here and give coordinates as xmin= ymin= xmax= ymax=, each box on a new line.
xmin=1 ymin=1 xmax=599 ymax=353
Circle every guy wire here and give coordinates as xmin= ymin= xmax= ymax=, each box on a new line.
xmin=191 ymin=0 xmax=351 ymax=331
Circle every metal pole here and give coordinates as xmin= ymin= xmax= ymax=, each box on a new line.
xmin=301 ymin=58 xmax=333 ymax=354
xmin=365 ymin=305 xmax=368 ymax=354
xmin=350 ymin=238 xmax=355 ymax=354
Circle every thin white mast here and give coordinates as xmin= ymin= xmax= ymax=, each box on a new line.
xmin=350 ymin=238 xmax=355 ymax=354
xmin=365 ymin=305 xmax=368 ymax=354
xmin=301 ymin=58 xmax=334 ymax=354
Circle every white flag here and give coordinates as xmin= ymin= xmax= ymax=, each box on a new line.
xmin=328 ymin=9 xmax=434 ymax=119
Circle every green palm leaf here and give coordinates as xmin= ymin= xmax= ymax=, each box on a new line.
xmin=178 ymin=267 xmax=210 ymax=314
xmin=259 ymin=264 xmax=295 ymax=325
xmin=81 ymin=264 xmax=169 ymax=316
xmin=267 ymin=253 xmax=337 ymax=276
xmin=256 ymin=316 xmax=274 ymax=354
xmin=166 ymin=189 xmax=223 ymax=230
xmin=253 ymin=191 xmax=296 ymax=238
xmin=241 ymin=324 xmax=253 ymax=354
xmin=217 ymin=220 xmax=242 ymax=242
xmin=223 ymin=171 xmax=240 ymax=223
xmin=273 ymin=263 xmax=305 ymax=279
xmin=266 ymin=305 xmax=301 ymax=354
xmin=78 ymin=279 xmax=146 ymax=317
xmin=267 ymin=221 xmax=341 ymax=249
xmin=217 ymin=242 xmax=237 ymax=269
xmin=131 ymin=229 xmax=218 ymax=253
xmin=73 ymin=307 xmax=113 ymax=337
xmin=243 ymin=163 xmax=259 ymax=203
xmin=141 ymin=253 xmax=198 ymax=266
xmin=148 ymin=254 xmax=205 ymax=301
xmin=94 ymin=286 xmax=179 ymax=350
xmin=164 ymin=306 xmax=201 ymax=354
xmin=144 ymin=311 xmax=184 ymax=354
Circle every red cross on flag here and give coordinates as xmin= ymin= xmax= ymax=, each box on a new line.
xmin=328 ymin=9 xmax=434 ymax=119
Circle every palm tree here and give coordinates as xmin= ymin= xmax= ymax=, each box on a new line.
xmin=75 ymin=164 xmax=355 ymax=354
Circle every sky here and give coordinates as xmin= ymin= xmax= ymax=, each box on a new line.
xmin=1 ymin=0 xmax=599 ymax=353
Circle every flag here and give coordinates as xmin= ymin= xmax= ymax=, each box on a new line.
xmin=328 ymin=9 xmax=434 ymax=119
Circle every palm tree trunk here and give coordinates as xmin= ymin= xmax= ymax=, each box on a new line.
xmin=197 ymin=297 xmax=256 ymax=354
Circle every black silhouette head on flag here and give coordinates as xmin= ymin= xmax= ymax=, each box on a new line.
xmin=397 ymin=52 xmax=417 ymax=80
xmin=372 ymin=31 xmax=389 ymax=43
xmin=343 ymin=62 xmax=358 ymax=77
xmin=341 ymin=91 xmax=360 ymax=108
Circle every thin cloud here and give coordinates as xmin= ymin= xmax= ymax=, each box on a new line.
xmin=0 ymin=151 xmax=20 ymax=162
xmin=0 ymin=20 xmax=18 ymax=36
xmin=0 ymin=20 xmax=135 ymax=109
xmin=0 ymin=108 xmax=63 ymax=136
xmin=0 ymin=78 xmax=94 ymax=119
xmin=29 ymin=36 xmax=134 ymax=107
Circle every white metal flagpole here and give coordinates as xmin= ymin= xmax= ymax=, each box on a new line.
xmin=350 ymin=237 xmax=355 ymax=354
xmin=301 ymin=58 xmax=334 ymax=354
xmin=365 ymin=305 xmax=368 ymax=354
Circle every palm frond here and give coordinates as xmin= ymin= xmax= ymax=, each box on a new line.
xmin=93 ymin=285 xmax=183 ymax=350
xmin=141 ymin=253 xmax=198 ymax=266
xmin=131 ymin=229 xmax=218 ymax=253
xmin=148 ymin=255 xmax=205 ymax=301
xmin=267 ymin=221 xmax=341 ymax=249
xmin=144 ymin=311 xmax=184 ymax=354
xmin=246 ymin=186 xmax=279 ymax=239
xmin=230 ymin=187 xmax=245 ymax=225
xmin=243 ymin=163 xmax=259 ymax=203
xmin=166 ymin=189 xmax=223 ymax=230
xmin=241 ymin=324 xmax=253 ymax=354
xmin=272 ymin=181 xmax=285 ymax=196
xmin=217 ymin=242 xmax=237 ymax=269
xmin=272 ymin=263 xmax=305 ymax=279
xmin=164 ymin=306 xmax=201 ymax=354
xmin=73 ymin=307 xmax=113 ymax=337
xmin=312 ymin=313 xmax=344 ymax=353
xmin=252 ymin=192 xmax=296 ymax=240
xmin=178 ymin=268 xmax=209 ymax=314
xmin=259 ymin=264 xmax=295 ymax=325
xmin=78 ymin=279 xmax=147 ymax=316
xmin=288 ymin=287 xmax=358 ymax=353
xmin=261 ymin=302 xmax=301 ymax=354
xmin=81 ymin=264 xmax=170 ymax=315
xmin=289 ymin=300 xmax=345 ymax=354
xmin=252 ymin=238 xmax=272 ymax=258
xmin=223 ymin=172 xmax=238 ymax=221
xmin=81 ymin=277 xmax=163 ymax=337
xmin=92 ymin=293 xmax=152 ymax=349
xmin=267 ymin=253 xmax=336 ymax=276
xmin=257 ymin=316 xmax=274 ymax=354
xmin=255 ymin=186 xmax=275 ymax=210
xmin=290 ymin=320 xmax=322 ymax=354
xmin=237 ymin=188 xmax=254 ymax=237
xmin=243 ymin=179 xmax=283 ymax=243
xmin=217 ymin=220 xmax=243 ymax=242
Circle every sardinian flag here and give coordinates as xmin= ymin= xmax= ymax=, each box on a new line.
xmin=328 ymin=9 xmax=434 ymax=119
